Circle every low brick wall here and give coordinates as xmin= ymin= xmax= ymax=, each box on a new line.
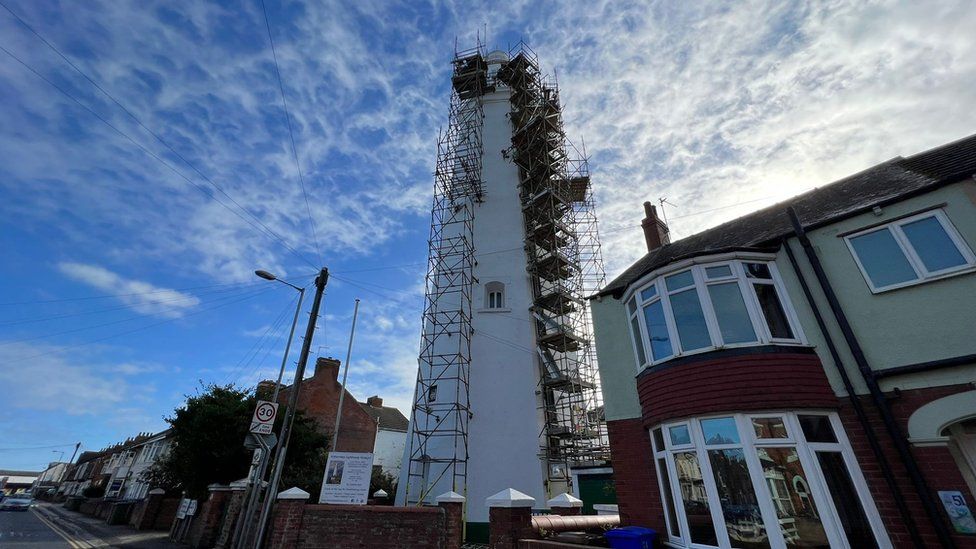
xmin=299 ymin=505 xmax=448 ymax=548
xmin=262 ymin=492 xmax=463 ymax=549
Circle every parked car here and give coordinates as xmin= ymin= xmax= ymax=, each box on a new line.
xmin=0 ymin=496 xmax=33 ymax=511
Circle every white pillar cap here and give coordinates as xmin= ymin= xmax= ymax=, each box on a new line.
xmin=373 ymin=489 xmax=388 ymax=498
xmin=486 ymin=488 xmax=535 ymax=508
xmin=435 ymin=491 xmax=466 ymax=503
xmin=277 ymin=487 xmax=310 ymax=500
xmin=547 ymin=493 xmax=583 ymax=508
xmin=148 ymin=488 xmax=166 ymax=495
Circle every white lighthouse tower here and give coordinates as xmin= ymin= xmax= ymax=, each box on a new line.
xmin=396 ymin=43 xmax=607 ymax=535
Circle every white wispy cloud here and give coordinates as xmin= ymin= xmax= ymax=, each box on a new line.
xmin=0 ymin=341 xmax=155 ymax=415
xmin=57 ymin=262 xmax=201 ymax=318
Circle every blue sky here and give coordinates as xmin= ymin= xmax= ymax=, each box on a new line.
xmin=1 ymin=0 xmax=974 ymax=471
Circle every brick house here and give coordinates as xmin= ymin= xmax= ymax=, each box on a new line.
xmin=360 ymin=395 xmax=409 ymax=476
xmin=263 ymin=357 xmax=405 ymax=454
xmin=591 ymin=134 xmax=976 ymax=548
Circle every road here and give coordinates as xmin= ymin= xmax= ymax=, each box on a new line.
xmin=0 ymin=508 xmax=72 ymax=548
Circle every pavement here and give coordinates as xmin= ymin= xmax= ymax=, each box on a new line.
xmin=3 ymin=502 xmax=185 ymax=548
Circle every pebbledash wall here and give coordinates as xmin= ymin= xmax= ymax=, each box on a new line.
xmin=590 ymin=138 xmax=976 ymax=549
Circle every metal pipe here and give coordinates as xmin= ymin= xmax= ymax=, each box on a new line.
xmin=782 ymin=237 xmax=924 ymax=546
xmin=332 ymin=299 xmax=361 ymax=453
xmin=787 ymin=207 xmax=955 ymax=548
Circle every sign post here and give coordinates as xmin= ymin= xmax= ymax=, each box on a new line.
xmin=249 ymin=401 xmax=279 ymax=435
xmin=318 ymin=452 xmax=374 ymax=505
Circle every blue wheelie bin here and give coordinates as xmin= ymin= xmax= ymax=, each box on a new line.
xmin=604 ymin=526 xmax=657 ymax=549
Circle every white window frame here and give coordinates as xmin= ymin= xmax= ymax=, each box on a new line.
xmin=625 ymin=259 xmax=805 ymax=371
xmin=651 ymin=411 xmax=892 ymax=549
xmin=844 ymin=209 xmax=976 ymax=293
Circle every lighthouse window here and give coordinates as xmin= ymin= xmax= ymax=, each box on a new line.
xmin=485 ymin=281 xmax=505 ymax=309
xmin=626 ymin=259 xmax=803 ymax=369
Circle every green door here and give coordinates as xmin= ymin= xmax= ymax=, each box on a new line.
xmin=577 ymin=473 xmax=616 ymax=515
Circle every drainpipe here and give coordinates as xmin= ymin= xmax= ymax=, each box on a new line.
xmin=782 ymin=237 xmax=925 ymax=547
xmin=787 ymin=207 xmax=956 ymax=548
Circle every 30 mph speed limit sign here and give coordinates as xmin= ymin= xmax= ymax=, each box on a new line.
xmin=250 ymin=400 xmax=279 ymax=434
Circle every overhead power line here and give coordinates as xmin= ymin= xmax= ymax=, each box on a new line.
xmin=0 ymin=284 xmax=278 ymax=346
xmin=259 ymin=0 xmax=323 ymax=264
xmin=0 ymin=442 xmax=80 ymax=452
xmin=0 ymin=284 xmax=286 ymax=367
xmin=0 ymin=2 xmax=319 ymax=270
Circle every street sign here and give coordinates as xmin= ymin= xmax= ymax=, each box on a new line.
xmin=244 ymin=432 xmax=278 ymax=450
xmin=249 ymin=400 xmax=279 ymax=435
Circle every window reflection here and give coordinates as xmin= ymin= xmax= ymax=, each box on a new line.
xmin=670 ymin=288 xmax=712 ymax=351
xmin=709 ymin=449 xmax=769 ymax=549
xmin=674 ymin=451 xmax=718 ymax=546
xmin=701 ymin=417 xmax=740 ymax=445
xmin=816 ymin=452 xmax=878 ymax=549
xmin=756 ymin=448 xmax=829 ymax=548
xmin=753 ymin=417 xmax=788 ymax=439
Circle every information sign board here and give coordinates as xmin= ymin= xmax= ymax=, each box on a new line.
xmin=318 ymin=452 xmax=374 ymax=505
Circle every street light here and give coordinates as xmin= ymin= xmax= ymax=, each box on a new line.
xmin=236 ymin=270 xmax=306 ymax=546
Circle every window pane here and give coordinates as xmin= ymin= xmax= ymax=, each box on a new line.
xmin=706 ymin=265 xmax=733 ymax=279
xmin=708 ymin=449 xmax=770 ymax=549
xmin=653 ymin=428 xmax=665 ymax=452
xmin=670 ymin=289 xmax=712 ymax=351
xmin=642 ymin=300 xmax=674 ymax=360
xmin=753 ymin=417 xmax=788 ymax=439
xmin=849 ymin=229 xmax=918 ymax=288
xmin=701 ymin=417 xmax=740 ymax=445
xmin=756 ymin=447 xmax=829 ymax=548
xmin=816 ymin=452 xmax=879 ymax=549
xmin=674 ymin=451 xmax=718 ymax=546
xmin=798 ymin=416 xmax=837 ymax=443
xmin=665 ymin=270 xmax=695 ymax=291
xmin=669 ymin=425 xmax=691 ymax=446
xmin=657 ymin=457 xmax=681 ymax=538
xmin=627 ymin=297 xmax=637 ymax=315
xmin=630 ymin=316 xmax=647 ymax=366
xmin=640 ymin=285 xmax=658 ymax=301
xmin=708 ymin=282 xmax=758 ymax=344
xmin=745 ymin=263 xmax=772 ymax=279
xmin=753 ymin=284 xmax=795 ymax=340
xmin=901 ymin=216 xmax=967 ymax=273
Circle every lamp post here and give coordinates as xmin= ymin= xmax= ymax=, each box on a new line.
xmin=254 ymin=270 xmax=306 ymax=402
xmin=252 ymin=267 xmax=329 ymax=548
xmin=234 ymin=270 xmax=306 ymax=547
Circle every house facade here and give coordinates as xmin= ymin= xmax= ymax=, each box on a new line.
xmin=104 ymin=430 xmax=172 ymax=500
xmin=360 ymin=395 xmax=409 ymax=476
xmin=591 ymin=135 xmax=976 ymax=548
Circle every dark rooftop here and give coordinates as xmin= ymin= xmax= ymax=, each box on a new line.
xmin=0 ymin=470 xmax=41 ymax=477
xmin=598 ymin=133 xmax=976 ymax=298
xmin=359 ymin=402 xmax=409 ymax=432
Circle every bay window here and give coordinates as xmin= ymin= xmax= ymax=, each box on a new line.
xmin=626 ymin=259 xmax=802 ymax=369
xmin=651 ymin=412 xmax=890 ymax=549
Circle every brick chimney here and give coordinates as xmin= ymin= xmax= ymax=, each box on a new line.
xmin=366 ymin=395 xmax=383 ymax=408
xmin=641 ymin=201 xmax=670 ymax=252
xmin=314 ymin=357 xmax=341 ymax=380
xmin=256 ymin=380 xmax=277 ymax=398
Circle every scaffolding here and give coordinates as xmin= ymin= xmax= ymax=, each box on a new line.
xmin=404 ymin=40 xmax=609 ymax=508
xmin=402 ymin=42 xmax=488 ymax=507
xmin=496 ymin=43 xmax=610 ymax=485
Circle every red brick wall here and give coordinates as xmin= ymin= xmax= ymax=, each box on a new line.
xmin=276 ymin=358 xmax=377 ymax=453
xmin=838 ymin=384 xmax=976 ymax=548
xmin=605 ymin=418 xmax=664 ymax=532
xmin=637 ymin=351 xmax=837 ymax=426
xmin=294 ymin=504 xmax=448 ymax=549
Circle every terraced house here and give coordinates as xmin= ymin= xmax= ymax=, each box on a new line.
xmin=591 ymin=134 xmax=976 ymax=548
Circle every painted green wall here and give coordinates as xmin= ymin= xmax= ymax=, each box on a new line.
xmin=786 ymin=179 xmax=976 ymax=393
xmin=590 ymin=295 xmax=642 ymax=421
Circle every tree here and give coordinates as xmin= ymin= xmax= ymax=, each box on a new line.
xmin=144 ymin=383 xmax=330 ymax=500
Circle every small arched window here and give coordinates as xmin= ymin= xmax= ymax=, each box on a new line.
xmin=485 ymin=281 xmax=505 ymax=309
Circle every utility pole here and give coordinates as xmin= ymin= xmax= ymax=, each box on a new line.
xmin=251 ymin=267 xmax=328 ymax=548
